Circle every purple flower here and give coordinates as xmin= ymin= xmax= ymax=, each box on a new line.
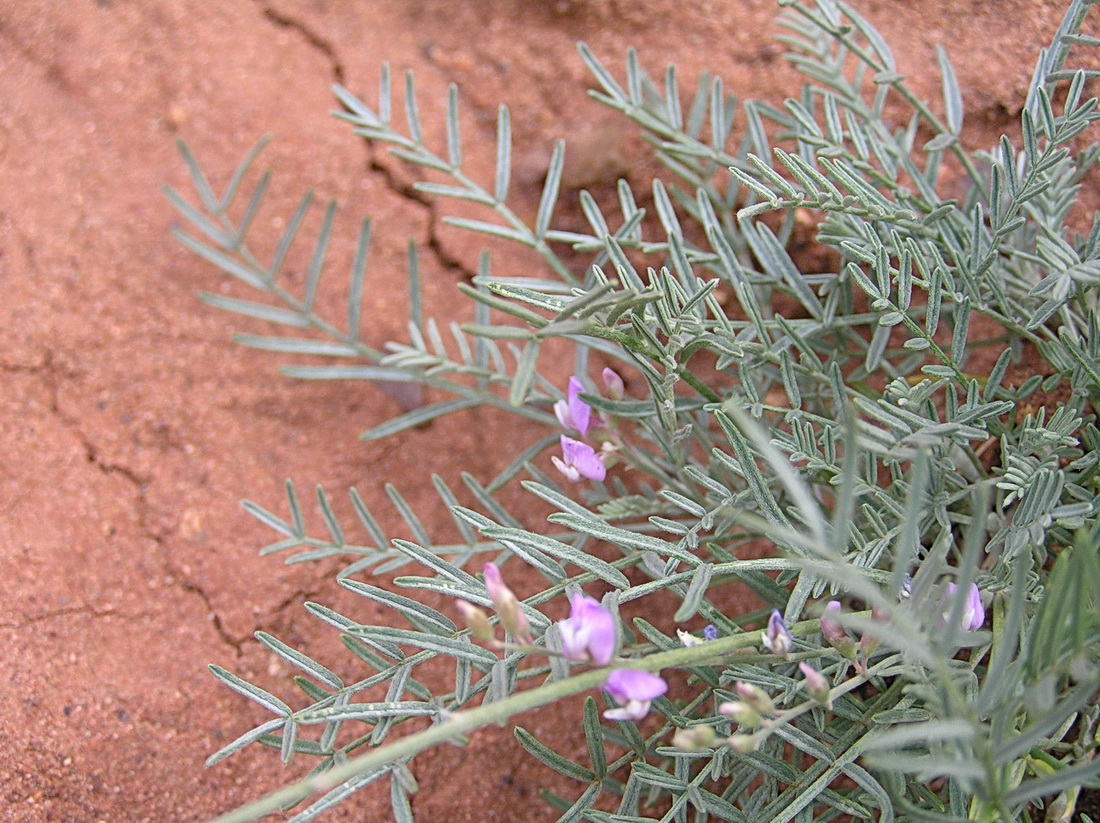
xmin=554 ymin=376 xmax=592 ymax=436
xmin=552 ymin=435 xmax=606 ymax=482
xmin=900 ymin=573 xmax=913 ymax=599
xmin=761 ymin=610 xmax=794 ymax=657
xmin=603 ymin=669 xmax=668 ymax=721
xmin=558 ymin=593 xmax=616 ymax=666
xmin=942 ymin=582 xmax=984 ymax=632
xmin=679 ymin=624 xmax=719 ymax=646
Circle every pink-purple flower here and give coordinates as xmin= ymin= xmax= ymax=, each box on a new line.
xmin=558 ymin=593 xmax=616 ymax=666
xmin=603 ymin=669 xmax=668 ymax=721
xmin=552 ymin=435 xmax=606 ymax=482
xmin=941 ymin=582 xmax=984 ymax=632
xmin=761 ymin=609 xmax=794 ymax=657
xmin=554 ymin=376 xmax=592 ymax=436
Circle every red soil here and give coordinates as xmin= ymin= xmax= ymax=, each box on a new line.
xmin=0 ymin=1 xmax=1079 ymax=820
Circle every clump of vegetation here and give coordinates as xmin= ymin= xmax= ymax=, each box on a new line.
xmin=170 ymin=1 xmax=1100 ymax=820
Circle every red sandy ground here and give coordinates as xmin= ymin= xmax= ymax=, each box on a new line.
xmin=0 ymin=1 xmax=1080 ymax=821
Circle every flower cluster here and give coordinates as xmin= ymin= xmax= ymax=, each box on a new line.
xmin=462 ymin=561 xmax=988 ymax=753
xmin=556 ymin=589 xmax=668 ymax=719
xmin=458 ymin=565 xmax=669 ymax=722
xmin=550 ymin=371 xmax=621 ymax=483
xmin=814 ymin=580 xmax=985 ymax=671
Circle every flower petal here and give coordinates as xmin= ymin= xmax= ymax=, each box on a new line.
xmin=567 ymin=377 xmax=591 ymax=436
xmin=964 ymin=583 xmax=984 ymax=631
xmin=579 ymin=597 xmax=616 ymax=665
xmin=559 ymin=594 xmax=616 ymax=665
xmin=602 ymin=367 xmax=625 ymax=400
xmin=940 ymin=582 xmax=984 ymax=633
xmin=551 ymin=454 xmax=580 ymax=483
xmin=553 ymin=398 xmax=572 ymax=430
xmin=762 ymin=609 xmax=793 ymax=655
xmin=604 ymin=669 xmax=668 ymax=703
xmin=564 ymin=437 xmax=606 ymax=481
xmin=560 ymin=436 xmax=606 ymax=482
xmin=603 ymin=700 xmax=650 ymax=721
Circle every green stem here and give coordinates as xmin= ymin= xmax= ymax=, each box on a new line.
xmin=760 ymin=653 xmax=903 ymax=737
xmin=209 ymin=622 xmax=825 ymax=823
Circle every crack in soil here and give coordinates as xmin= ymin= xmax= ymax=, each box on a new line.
xmin=364 ymin=145 xmax=480 ymax=280
xmin=271 ymin=585 xmax=324 ymax=617
xmin=0 ymin=357 xmax=50 ymax=375
xmin=256 ymin=2 xmax=345 ymax=84
xmin=0 ymin=603 xmax=151 ymax=630
xmin=177 ymin=578 xmax=246 ymax=655
xmin=34 ymin=352 xmax=247 ymax=657
xmin=255 ymin=0 xmax=478 ymax=282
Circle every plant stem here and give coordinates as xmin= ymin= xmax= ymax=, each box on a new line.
xmin=208 ymin=621 xmax=834 ymax=822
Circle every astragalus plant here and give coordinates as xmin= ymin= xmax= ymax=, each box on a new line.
xmin=168 ymin=1 xmax=1100 ymax=820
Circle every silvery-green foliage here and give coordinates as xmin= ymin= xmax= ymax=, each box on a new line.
xmin=169 ymin=1 xmax=1100 ymax=821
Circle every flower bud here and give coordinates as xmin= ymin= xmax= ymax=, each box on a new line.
xmin=761 ymin=610 xmax=794 ymax=657
xmin=820 ymin=601 xmax=857 ymax=659
xmin=727 ymin=733 xmax=761 ymax=753
xmin=718 ymin=701 xmax=761 ymax=729
xmin=672 ymin=726 xmax=717 ymax=751
xmin=857 ymin=639 xmax=876 ymax=670
xmin=734 ymin=682 xmax=775 ymax=716
xmin=482 ymin=563 xmax=533 ymax=644
xmin=455 ymin=600 xmax=494 ymax=644
xmin=677 ymin=629 xmax=705 ymax=647
xmin=860 ymin=603 xmax=890 ymax=661
xmin=820 ymin=601 xmax=844 ymax=643
xmin=602 ymin=367 xmax=625 ymax=400
xmin=799 ymin=662 xmax=831 ymax=708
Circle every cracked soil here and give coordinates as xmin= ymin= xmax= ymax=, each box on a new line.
xmin=0 ymin=0 xmax=1085 ymax=820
